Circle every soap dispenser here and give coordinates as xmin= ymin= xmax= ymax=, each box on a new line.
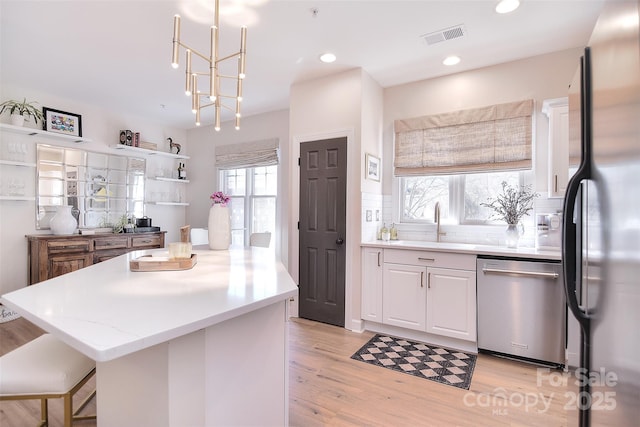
xmin=381 ymin=223 xmax=390 ymax=241
xmin=390 ymin=223 xmax=398 ymax=240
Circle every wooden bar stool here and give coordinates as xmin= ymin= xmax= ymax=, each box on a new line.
xmin=0 ymin=333 xmax=96 ymax=427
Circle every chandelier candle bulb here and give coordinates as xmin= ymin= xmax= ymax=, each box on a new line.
xmin=185 ymin=50 xmax=192 ymax=95
xmin=171 ymin=15 xmax=181 ymax=68
xmin=191 ymin=74 xmax=198 ymax=113
xmin=239 ymin=26 xmax=247 ymax=79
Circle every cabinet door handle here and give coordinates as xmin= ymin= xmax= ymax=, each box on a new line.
xmin=554 ymin=174 xmax=558 ymax=193
xmin=377 ymin=251 xmax=381 ymax=267
xmin=421 ymin=271 xmax=424 ymax=287
xmin=428 ymin=272 xmax=431 ymax=289
xmin=418 ymin=257 xmax=435 ymax=262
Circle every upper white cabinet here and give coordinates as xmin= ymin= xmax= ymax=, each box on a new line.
xmin=542 ymin=98 xmax=569 ymax=198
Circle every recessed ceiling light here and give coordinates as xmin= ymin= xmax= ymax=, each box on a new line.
xmin=495 ymin=0 xmax=520 ymax=14
xmin=443 ymin=55 xmax=461 ymax=66
xmin=319 ymin=53 xmax=336 ymax=63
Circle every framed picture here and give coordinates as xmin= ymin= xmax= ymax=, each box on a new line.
xmin=365 ymin=153 xmax=381 ymax=181
xmin=43 ymin=107 xmax=82 ymax=137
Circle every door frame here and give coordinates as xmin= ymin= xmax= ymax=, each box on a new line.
xmin=289 ymin=128 xmax=358 ymax=330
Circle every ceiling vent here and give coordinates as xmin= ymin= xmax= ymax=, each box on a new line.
xmin=421 ymin=24 xmax=467 ymax=45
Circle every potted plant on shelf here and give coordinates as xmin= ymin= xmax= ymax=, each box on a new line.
xmin=0 ymin=98 xmax=45 ymax=127
xmin=481 ymin=181 xmax=538 ymax=248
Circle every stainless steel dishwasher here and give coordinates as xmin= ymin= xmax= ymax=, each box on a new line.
xmin=477 ymin=257 xmax=565 ymax=366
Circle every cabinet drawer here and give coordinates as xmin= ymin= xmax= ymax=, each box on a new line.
xmin=47 ymin=239 xmax=91 ymax=254
xmin=384 ymin=248 xmax=475 ymax=270
xmin=94 ymin=236 xmax=129 ymax=251
xmin=131 ymin=234 xmax=162 ymax=248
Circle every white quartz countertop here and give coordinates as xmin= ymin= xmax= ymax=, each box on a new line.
xmin=361 ymin=240 xmax=561 ymax=261
xmin=1 ymin=248 xmax=298 ymax=362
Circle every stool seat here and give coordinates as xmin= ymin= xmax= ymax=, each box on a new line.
xmin=1 ymin=334 xmax=95 ymax=396
xmin=0 ymin=333 xmax=96 ymax=426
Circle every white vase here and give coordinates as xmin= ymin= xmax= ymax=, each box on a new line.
xmin=505 ymin=223 xmax=523 ymax=248
xmin=208 ymin=204 xmax=231 ymax=250
xmin=10 ymin=114 xmax=24 ymax=127
xmin=50 ymin=205 xmax=78 ymax=235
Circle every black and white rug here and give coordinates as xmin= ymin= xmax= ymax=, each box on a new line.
xmin=351 ymin=334 xmax=477 ymax=390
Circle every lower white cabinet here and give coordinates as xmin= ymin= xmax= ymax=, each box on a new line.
xmin=361 ymin=247 xmax=383 ymax=322
xmin=426 ymin=267 xmax=476 ymax=341
xmin=383 ymin=263 xmax=426 ymax=331
xmin=361 ymin=247 xmax=477 ymax=343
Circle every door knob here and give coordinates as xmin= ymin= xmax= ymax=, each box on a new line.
xmin=336 ymin=238 xmax=344 ymax=245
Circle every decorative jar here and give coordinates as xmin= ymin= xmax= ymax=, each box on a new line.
xmin=49 ymin=205 xmax=77 ymax=235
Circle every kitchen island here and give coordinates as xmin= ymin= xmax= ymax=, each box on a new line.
xmin=1 ymin=247 xmax=298 ymax=427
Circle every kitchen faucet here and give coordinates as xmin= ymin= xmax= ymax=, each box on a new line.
xmin=434 ymin=202 xmax=446 ymax=242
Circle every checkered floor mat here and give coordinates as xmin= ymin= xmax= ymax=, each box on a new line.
xmin=351 ymin=334 xmax=477 ymax=390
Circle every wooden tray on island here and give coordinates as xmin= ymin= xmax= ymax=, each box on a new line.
xmin=130 ymin=254 xmax=197 ymax=272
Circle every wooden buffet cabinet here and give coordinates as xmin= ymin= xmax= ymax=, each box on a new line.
xmin=27 ymin=231 xmax=166 ymax=284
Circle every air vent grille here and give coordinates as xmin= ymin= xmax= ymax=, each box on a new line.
xmin=422 ymin=24 xmax=466 ymax=45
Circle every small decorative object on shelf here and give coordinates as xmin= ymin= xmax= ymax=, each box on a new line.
xmin=0 ymin=98 xmax=45 ymax=127
xmin=178 ymin=162 xmax=187 ymax=180
xmin=43 ymin=107 xmax=82 ymax=137
xmin=208 ymin=191 xmax=231 ymax=250
xmin=49 ymin=205 xmax=78 ymax=235
xmin=168 ymin=137 xmax=181 ymax=155
xmin=481 ymin=181 xmax=538 ymax=248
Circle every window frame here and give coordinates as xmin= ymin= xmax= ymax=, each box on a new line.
xmin=220 ymin=165 xmax=277 ymax=247
xmin=397 ymin=171 xmax=527 ymax=225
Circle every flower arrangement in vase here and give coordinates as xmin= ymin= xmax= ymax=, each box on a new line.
xmin=481 ymin=181 xmax=538 ymax=248
xmin=210 ymin=191 xmax=230 ymax=206
xmin=208 ymin=191 xmax=231 ymax=249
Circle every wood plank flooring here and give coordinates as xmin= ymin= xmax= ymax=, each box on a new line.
xmin=1 ymin=316 xmax=570 ymax=426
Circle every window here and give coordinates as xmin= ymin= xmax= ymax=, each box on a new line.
xmin=400 ymin=171 xmax=523 ymax=224
xmin=220 ymin=165 xmax=277 ymax=246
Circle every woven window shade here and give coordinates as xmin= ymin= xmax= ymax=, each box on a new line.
xmin=215 ymin=138 xmax=279 ymax=170
xmin=394 ymin=100 xmax=533 ymax=176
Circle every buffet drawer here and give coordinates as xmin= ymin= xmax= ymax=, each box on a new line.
xmin=131 ymin=234 xmax=163 ymax=248
xmin=94 ymin=236 xmax=129 ymax=251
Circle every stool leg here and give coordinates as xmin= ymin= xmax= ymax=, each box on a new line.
xmin=63 ymin=393 xmax=72 ymax=427
xmin=40 ymin=398 xmax=49 ymax=427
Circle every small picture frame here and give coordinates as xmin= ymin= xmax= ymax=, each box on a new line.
xmin=43 ymin=107 xmax=82 ymax=137
xmin=365 ymin=153 xmax=381 ymax=181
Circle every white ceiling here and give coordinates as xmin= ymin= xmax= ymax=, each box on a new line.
xmin=1 ymin=0 xmax=604 ymax=130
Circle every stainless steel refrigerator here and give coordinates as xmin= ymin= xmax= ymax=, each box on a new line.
xmin=562 ymin=1 xmax=640 ymax=426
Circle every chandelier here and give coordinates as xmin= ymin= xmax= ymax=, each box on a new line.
xmin=171 ymin=0 xmax=247 ymax=131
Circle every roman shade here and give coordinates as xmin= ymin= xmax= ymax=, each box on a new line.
xmin=394 ymin=99 xmax=534 ymax=176
xmin=215 ymin=138 xmax=279 ymax=169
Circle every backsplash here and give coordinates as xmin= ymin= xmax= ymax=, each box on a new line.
xmin=362 ymin=193 xmax=563 ymax=248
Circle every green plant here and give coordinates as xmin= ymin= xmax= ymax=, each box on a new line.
xmin=0 ymin=98 xmax=45 ymax=124
xmin=481 ymin=181 xmax=538 ymax=224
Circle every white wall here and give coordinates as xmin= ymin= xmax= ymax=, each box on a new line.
xmin=289 ymin=68 xmax=383 ymax=330
xmin=185 ymin=109 xmax=290 ymax=263
xmin=383 ymin=47 xmax=583 ymax=196
xmin=0 ymin=84 xmax=186 ymax=295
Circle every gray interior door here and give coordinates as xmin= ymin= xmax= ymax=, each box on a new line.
xmin=299 ymin=137 xmax=347 ymax=327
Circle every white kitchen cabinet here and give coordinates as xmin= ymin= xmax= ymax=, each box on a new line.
xmin=426 ymin=267 xmax=476 ymax=342
xmin=382 ymin=262 xmax=426 ymax=331
xmin=542 ymin=97 xmax=570 ymax=198
xmin=361 ymin=247 xmax=383 ymax=322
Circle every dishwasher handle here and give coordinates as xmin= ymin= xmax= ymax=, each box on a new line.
xmin=481 ymin=267 xmax=559 ymax=279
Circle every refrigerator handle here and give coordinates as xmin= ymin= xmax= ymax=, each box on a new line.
xmin=562 ymin=175 xmax=589 ymax=327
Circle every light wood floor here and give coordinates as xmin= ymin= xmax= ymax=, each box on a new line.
xmin=1 ymin=316 xmax=571 ymax=426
